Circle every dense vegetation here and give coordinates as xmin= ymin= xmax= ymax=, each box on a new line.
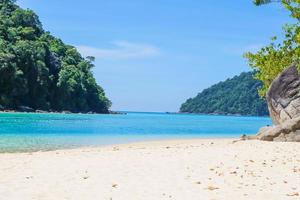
xmin=0 ymin=0 xmax=111 ymax=113
xmin=180 ymin=72 xmax=269 ymax=116
xmin=245 ymin=0 xmax=300 ymax=97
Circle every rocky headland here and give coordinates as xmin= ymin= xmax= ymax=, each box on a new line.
xmin=249 ymin=65 xmax=300 ymax=142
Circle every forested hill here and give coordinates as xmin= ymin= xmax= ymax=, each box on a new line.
xmin=0 ymin=0 xmax=111 ymax=113
xmin=180 ymin=72 xmax=269 ymax=116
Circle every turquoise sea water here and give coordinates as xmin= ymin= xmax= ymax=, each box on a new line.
xmin=0 ymin=112 xmax=271 ymax=152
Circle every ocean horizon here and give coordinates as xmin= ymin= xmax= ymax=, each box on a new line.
xmin=0 ymin=112 xmax=271 ymax=153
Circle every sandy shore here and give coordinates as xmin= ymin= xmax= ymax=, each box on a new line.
xmin=0 ymin=139 xmax=299 ymax=200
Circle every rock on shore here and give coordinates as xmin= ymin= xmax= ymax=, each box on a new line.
xmin=253 ymin=65 xmax=300 ymax=142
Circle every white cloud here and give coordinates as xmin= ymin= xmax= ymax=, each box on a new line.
xmin=76 ymin=41 xmax=161 ymax=60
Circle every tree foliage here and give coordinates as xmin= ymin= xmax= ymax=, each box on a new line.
xmin=254 ymin=0 xmax=300 ymax=20
xmin=180 ymin=72 xmax=269 ymax=116
xmin=0 ymin=0 xmax=111 ymax=113
xmin=246 ymin=0 xmax=300 ymax=97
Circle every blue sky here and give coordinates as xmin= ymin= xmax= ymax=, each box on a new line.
xmin=17 ymin=0 xmax=291 ymax=112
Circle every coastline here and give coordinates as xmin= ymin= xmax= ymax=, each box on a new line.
xmin=0 ymin=137 xmax=239 ymax=154
xmin=1 ymin=138 xmax=299 ymax=199
xmin=0 ymin=110 xmax=124 ymax=115
xmin=0 ymin=110 xmax=269 ymax=117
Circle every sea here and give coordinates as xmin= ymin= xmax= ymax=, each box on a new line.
xmin=0 ymin=112 xmax=271 ymax=153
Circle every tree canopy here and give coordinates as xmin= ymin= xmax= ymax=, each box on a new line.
xmin=245 ymin=0 xmax=300 ymax=97
xmin=0 ymin=0 xmax=111 ymax=113
xmin=180 ymin=72 xmax=269 ymax=116
xmin=254 ymin=0 xmax=300 ymax=20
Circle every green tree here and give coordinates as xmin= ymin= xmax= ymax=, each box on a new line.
xmin=180 ymin=72 xmax=269 ymax=116
xmin=254 ymin=1 xmax=300 ymax=20
xmin=245 ymin=0 xmax=300 ymax=97
xmin=0 ymin=0 xmax=111 ymax=113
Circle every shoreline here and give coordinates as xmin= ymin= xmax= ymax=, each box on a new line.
xmin=1 ymin=138 xmax=299 ymax=199
xmin=0 ymin=110 xmax=270 ymax=118
xmin=0 ymin=110 xmax=124 ymax=115
xmin=0 ymin=137 xmax=240 ymax=154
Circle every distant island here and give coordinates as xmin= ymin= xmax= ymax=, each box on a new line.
xmin=0 ymin=0 xmax=111 ymax=113
xmin=180 ymin=72 xmax=269 ymax=116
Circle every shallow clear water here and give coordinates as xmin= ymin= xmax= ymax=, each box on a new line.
xmin=0 ymin=112 xmax=271 ymax=152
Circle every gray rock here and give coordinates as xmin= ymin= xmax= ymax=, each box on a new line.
xmin=248 ymin=65 xmax=300 ymax=142
xmin=18 ymin=106 xmax=35 ymax=112
xmin=253 ymin=115 xmax=300 ymax=142
xmin=36 ymin=110 xmax=48 ymax=113
xmin=266 ymin=65 xmax=300 ymax=125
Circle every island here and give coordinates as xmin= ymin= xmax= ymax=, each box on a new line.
xmin=180 ymin=72 xmax=269 ymax=116
xmin=0 ymin=0 xmax=111 ymax=113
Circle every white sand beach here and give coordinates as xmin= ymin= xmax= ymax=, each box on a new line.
xmin=0 ymin=139 xmax=300 ymax=200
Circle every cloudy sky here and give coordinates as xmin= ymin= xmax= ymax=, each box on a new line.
xmin=18 ymin=0 xmax=291 ymax=112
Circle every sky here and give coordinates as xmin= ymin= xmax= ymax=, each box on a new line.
xmin=17 ymin=0 xmax=292 ymax=112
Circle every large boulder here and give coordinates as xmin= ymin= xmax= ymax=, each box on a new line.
xmin=266 ymin=65 xmax=300 ymax=125
xmin=250 ymin=65 xmax=300 ymax=142
xmin=254 ymin=116 xmax=300 ymax=142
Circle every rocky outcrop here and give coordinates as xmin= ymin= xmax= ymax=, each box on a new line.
xmin=266 ymin=65 xmax=300 ymax=125
xmin=250 ymin=65 xmax=300 ymax=142
xmin=17 ymin=106 xmax=35 ymax=113
xmin=254 ymin=116 xmax=300 ymax=142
